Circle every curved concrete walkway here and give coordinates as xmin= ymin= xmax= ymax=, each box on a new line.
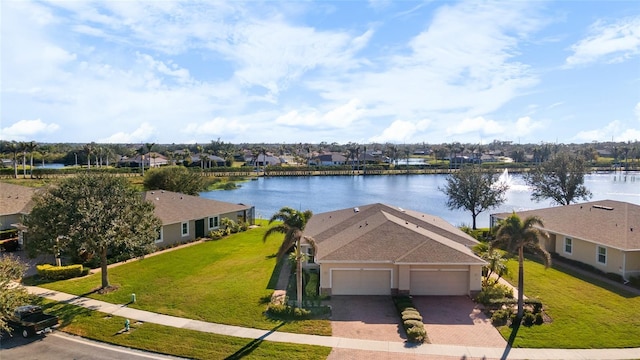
xmin=27 ymin=286 xmax=639 ymax=360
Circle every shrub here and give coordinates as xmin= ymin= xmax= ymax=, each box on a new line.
xmin=401 ymin=311 xmax=423 ymax=322
xmin=522 ymin=312 xmax=536 ymax=327
xmin=36 ymin=264 xmax=84 ymax=280
xmin=266 ymin=304 xmax=311 ymax=320
xmin=527 ymin=298 xmax=543 ymax=313
xmin=535 ymin=312 xmax=544 ymax=325
xmin=406 ymin=324 xmax=427 ymax=343
xmin=491 ymin=309 xmax=511 ymax=326
xmin=208 ymin=229 xmax=225 ymax=240
xmin=476 ymin=283 xmax=514 ymax=304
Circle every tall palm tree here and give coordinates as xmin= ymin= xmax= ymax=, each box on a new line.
xmin=25 ymin=141 xmax=38 ymax=178
xmin=145 ymin=142 xmax=155 ymax=169
xmin=83 ymin=143 xmax=94 ymax=170
xmin=491 ymin=213 xmax=551 ymax=319
xmin=7 ymin=141 xmax=20 ymax=178
xmin=263 ymin=207 xmax=315 ymax=308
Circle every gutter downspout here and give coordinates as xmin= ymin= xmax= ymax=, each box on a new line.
xmin=622 ymin=252 xmax=628 ymax=283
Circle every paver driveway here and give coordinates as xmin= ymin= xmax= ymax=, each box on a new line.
xmin=413 ymin=296 xmax=507 ymax=347
xmin=329 ymin=296 xmax=405 ymax=341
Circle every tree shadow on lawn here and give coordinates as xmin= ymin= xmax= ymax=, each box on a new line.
xmin=500 ymin=321 xmax=520 ymax=360
xmin=525 ymin=255 xmax=638 ymax=299
xmin=225 ymin=322 xmax=285 ymax=359
xmin=265 ymin=255 xmax=282 ymax=290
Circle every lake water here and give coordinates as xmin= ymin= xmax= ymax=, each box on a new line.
xmin=201 ymin=171 xmax=640 ymax=228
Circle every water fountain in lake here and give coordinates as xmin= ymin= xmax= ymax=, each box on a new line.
xmin=496 ymin=169 xmax=529 ymax=192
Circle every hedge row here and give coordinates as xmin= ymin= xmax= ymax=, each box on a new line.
xmin=393 ymin=296 xmax=427 ymax=343
xmin=36 ymin=264 xmax=86 ymax=280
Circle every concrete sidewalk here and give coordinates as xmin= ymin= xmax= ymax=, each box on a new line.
xmin=27 ymin=286 xmax=640 ymax=360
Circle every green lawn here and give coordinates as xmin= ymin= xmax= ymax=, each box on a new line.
xmin=41 ymin=300 xmax=331 ymax=360
xmin=499 ymin=258 xmax=640 ymax=348
xmin=37 ymin=223 xmax=331 ymax=336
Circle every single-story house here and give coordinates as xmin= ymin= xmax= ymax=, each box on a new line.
xmin=303 ymin=203 xmax=485 ymax=296
xmin=491 ymin=200 xmax=640 ymax=281
xmin=311 ymin=153 xmax=347 ymax=166
xmin=119 ymin=152 xmax=169 ymax=168
xmin=143 ymin=190 xmax=255 ymax=247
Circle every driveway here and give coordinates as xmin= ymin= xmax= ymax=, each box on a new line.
xmin=329 ymin=295 xmax=506 ymax=347
xmin=329 ymin=296 xmax=405 ymax=342
xmin=413 ymin=296 xmax=507 ymax=347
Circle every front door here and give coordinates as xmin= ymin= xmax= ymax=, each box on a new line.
xmin=195 ymin=219 xmax=205 ymax=238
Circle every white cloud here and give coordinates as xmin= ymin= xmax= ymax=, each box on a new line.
xmin=573 ymin=120 xmax=640 ymax=142
xmin=369 ymin=119 xmax=431 ymax=143
xmin=635 ymin=102 xmax=640 ymax=121
xmin=566 ymin=16 xmax=640 ymax=66
xmin=98 ymin=122 xmax=157 ymax=143
xmin=515 ymin=116 xmax=545 ymax=135
xmin=0 ymin=119 xmax=60 ymax=140
xmin=183 ymin=117 xmax=250 ymax=136
xmin=276 ymin=100 xmax=365 ymax=129
xmin=447 ymin=116 xmax=504 ymax=136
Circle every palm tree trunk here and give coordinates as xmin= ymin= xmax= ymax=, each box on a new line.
xmin=296 ymin=241 xmax=303 ymax=308
xmin=517 ymin=246 xmax=524 ymax=319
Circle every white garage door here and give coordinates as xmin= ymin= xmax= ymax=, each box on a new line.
xmin=410 ymin=270 xmax=469 ymax=296
xmin=332 ymin=269 xmax=391 ymax=295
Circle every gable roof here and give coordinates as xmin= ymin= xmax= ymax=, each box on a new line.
xmin=305 ymin=203 xmax=484 ymax=265
xmin=492 ymin=200 xmax=640 ymax=251
xmin=0 ymin=183 xmax=40 ymax=217
xmin=142 ymin=190 xmax=252 ymax=225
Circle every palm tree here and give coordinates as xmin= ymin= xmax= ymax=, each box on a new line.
xmin=145 ymin=142 xmax=155 ymax=169
xmin=25 ymin=141 xmax=38 ymax=178
xmin=7 ymin=141 xmax=20 ymax=178
xmin=263 ymin=207 xmax=315 ymax=308
xmin=83 ymin=143 xmax=94 ymax=170
xmin=491 ymin=213 xmax=551 ymax=319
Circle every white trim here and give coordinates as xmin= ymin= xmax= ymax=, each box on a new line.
xmin=410 ymin=268 xmax=468 ymax=272
xmin=596 ymin=246 xmax=607 ymax=265
xmin=155 ymin=227 xmax=164 ymax=244
xmin=208 ymin=216 xmax=219 ymax=230
xmin=564 ymin=237 xmax=573 ymax=255
xmin=181 ymin=222 xmax=189 ymax=237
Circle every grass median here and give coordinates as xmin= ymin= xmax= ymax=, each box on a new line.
xmin=498 ymin=258 xmax=640 ymax=348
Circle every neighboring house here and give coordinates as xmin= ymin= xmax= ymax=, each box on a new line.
xmin=247 ymin=154 xmax=283 ymax=167
xmin=303 ymin=203 xmax=485 ymax=296
xmin=119 ymin=152 xmax=169 ymax=168
xmin=143 ymin=190 xmax=255 ymax=247
xmin=0 ymin=183 xmax=39 ymax=248
xmin=491 ymin=200 xmax=640 ymax=281
xmin=190 ymin=154 xmax=226 ymax=168
xmin=311 ymin=153 xmax=347 ymax=166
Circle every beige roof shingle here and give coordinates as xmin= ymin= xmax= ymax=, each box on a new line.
xmin=142 ymin=190 xmax=252 ymax=225
xmin=492 ymin=200 xmax=640 ymax=250
xmin=0 ymin=183 xmax=40 ymax=216
xmin=305 ymin=203 xmax=484 ymax=265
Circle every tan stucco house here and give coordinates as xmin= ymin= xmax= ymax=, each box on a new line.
xmin=303 ymin=203 xmax=485 ymax=296
xmin=491 ymin=200 xmax=640 ymax=281
xmin=143 ymin=190 xmax=255 ymax=247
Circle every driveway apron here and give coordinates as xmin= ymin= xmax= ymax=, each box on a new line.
xmin=329 ymin=296 xmax=405 ymax=342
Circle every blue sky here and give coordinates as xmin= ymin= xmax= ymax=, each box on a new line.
xmin=2 ymin=0 xmax=639 ymax=145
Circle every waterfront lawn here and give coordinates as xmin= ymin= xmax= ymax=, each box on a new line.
xmin=499 ymin=258 xmax=640 ymax=348
xmin=38 ymin=222 xmax=331 ymax=336
xmin=42 ymin=300 xmax=331 ymax=360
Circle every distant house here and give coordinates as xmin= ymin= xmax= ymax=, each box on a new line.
xmin=491 ymin=200 xmax=640 ymax=281
xmin=119 ymin=152 xmax=169 ymax=168
xmin=311 ymin=153 xmax=346 ymax=166
xmin=303 ymin=203 xmax=485 ymax=296
xmin=190 ymin=153 xmax=226 ymax=168
xmin=143 ymin=190 xmax=255 ymax=247
xmin=247 ymin=154 xmax=283 ymax=167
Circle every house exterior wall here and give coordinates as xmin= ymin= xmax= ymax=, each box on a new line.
xmin=0 ymin=214 xmax=21 ymax=230
xmin=625 ymin=251 xmax=640 ymax=278
xmin=555 ymin=236 xmax=624 ymax=275
xmin=159 ymin=222 xmax=195 ymax=247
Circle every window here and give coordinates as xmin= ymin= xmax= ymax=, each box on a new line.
xmin=564 ymin=238 xmax=572 ymax=254
xmin=181 ymin=222 xmax=189 ymax=237
xmin=155 ymin=228 xmax=163 ymax=243
xmin=208 ymin=216 xmax=219 ymax=230
xmin=597 ymin=246 xmax=607 ymax=265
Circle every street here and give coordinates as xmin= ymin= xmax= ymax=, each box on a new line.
xmin=0 ymin=331 xmax=186 ymax=360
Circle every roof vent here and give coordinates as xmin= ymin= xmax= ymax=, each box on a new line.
xmin=354 ymin=207 xmax=359 ymax=213
xmin=155 ymin=197 xmax=159 ymax=201
xmin=592 ymin=205 xmax=614 ymax=211
xmin=398 ymin=207 xmax=404 ymax=212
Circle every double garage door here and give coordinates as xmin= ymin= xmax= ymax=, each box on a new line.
xmin=409 ymin=270 xmax=469 ymax=296
xmin=330 ymin=268 xmax=469 ymax=295
xmin=331 ymin=269 xmax=391 ymax=295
